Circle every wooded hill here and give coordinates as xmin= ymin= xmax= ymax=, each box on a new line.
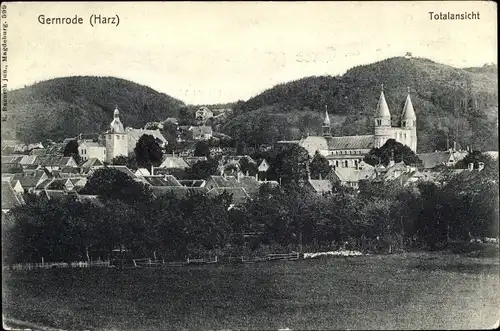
xmin=3 ymin=76 xmax=185 ymax=143
xmin=4 ymin=57 xmax=498 ymax=153
xmin=223 ymin=57 xmax=498 ymax=152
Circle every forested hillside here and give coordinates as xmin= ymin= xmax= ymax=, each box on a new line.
xmin=3 ymin=76 xmax=185 ymax=143
xmin=223 ymin=57 xmax=498 ymax=152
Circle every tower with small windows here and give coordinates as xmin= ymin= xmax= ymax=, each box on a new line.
xmin=373 ymin=85 xmax=417 ymax=153
xmin=105 ymin=106 xmax=128 ymax=162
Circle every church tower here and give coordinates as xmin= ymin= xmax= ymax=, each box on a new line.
xmin=322 ymin=106 xmax=331 ymax=137
xmin=105 ymin=106 xmax=129 ymax=163
xmin=400 ymin=87 xmax=417 ymax=152
xmin=373 ymin=84 xmax=393 ymax=149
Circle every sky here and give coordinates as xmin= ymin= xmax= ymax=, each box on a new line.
xmin=4 ymin=1 xmax=497 ymax=105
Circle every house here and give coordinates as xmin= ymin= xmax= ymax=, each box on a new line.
xmin=331 ymin=165 xmax=377 ymax=189
xmin=306 ymin=179 xmax=333 ymax=194
xmin=143 ymin=175 xmax=182 ymax=187
xmin=134 ymin=168 xmax=151 ymax=177
xmin=80 ymin=158 xmax=104 ymax=169
xmin=191 ymin=126 xmax=213 ymax=140
xmin=34 ymin=155 xmax=78 ymax=170
xmin=195 ymin=107 xmax=214 ymax=122
xmin=87 ymin=165 xmax=137 ymax=179
xmin=151 ymin=186 xmax=208 ymax=198
xmin=78 ymin=141 xmax=106 ymax=162
xmin=2 ymin=181 xmax=25 ymax=214
xmin=75 ymin=194 xmax=104 ymax=207
xmin=205 ymin=174 xmax=265 ymax=196
xmin=183 ymin=156 xmax=207 ymax=167
xmin=178 ymin=180 xmax=206 ymax=188
xmin=126 ymin=128 xmax=168 ymax=154
xmin=207 ymin=187 xmax=251 ymax=205
xmin=159 ymin=155 xmax=190 ymax=169
xmin=258 ymin=159 xmax=270 ymax=173
xmin=418 ymin=150 xmax=466 ymax=170
xmin=11 ymin=171 xmax=48 ymax=193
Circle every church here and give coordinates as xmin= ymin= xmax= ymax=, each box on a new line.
xmin=297 ymin=86 xmax=417 ymax=169
xmin=105 ymin=106 xmax=168 ymax=163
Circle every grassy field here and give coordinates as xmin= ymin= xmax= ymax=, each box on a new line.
xmin=3 ymin=252 xmax=499 ymax=330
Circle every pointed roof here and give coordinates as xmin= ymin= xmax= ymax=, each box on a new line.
xmin=375 ymin=86 xmax=391 ymax=118
xmin=401 ymin=88 xmax=416 ymax=120
xmin=323 ymin=108 xmax=331 ymax=125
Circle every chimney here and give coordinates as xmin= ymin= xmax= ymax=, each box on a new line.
xmin=478 ymin=162 xmax=485 ymax=171
xmin=453 ymin=141 xmax=457 ymax=151
xmin=255 ymin=173 xmax=258 ymax=181
xmin=151 ymin=165 xmax=154 ymax=176
xmin=468 ymin=163 xmax=474 ymax=171
xmin=319 ymin=174 xmax=322 ymax=180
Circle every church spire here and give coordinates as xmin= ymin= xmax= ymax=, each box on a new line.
xmin=401 ymin=87 xmax=416 ymax=120
xmin=375 ymin=84 xmax=391 ymax=119
xmin=323 ymin=105 xmax=331 ymax=125
xmin=322 ymin=105 xmax=331 ymax=136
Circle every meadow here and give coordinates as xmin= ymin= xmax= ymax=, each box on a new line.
xmin=3 ymin=252 xmax=499 ymax=331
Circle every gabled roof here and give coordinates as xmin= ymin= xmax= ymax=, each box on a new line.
xmin=2 ymin=181 xmax=25 ymax=210
xmin=191 ymin=126 xmax=212 ymax=136
xmin=333 ymin=167 xmax=376 ymax=182
xmin=151 ymin=186 xmax=208 ymax=198
xmin=178 ymin=180 xmax=206 ymax=188
xmin=135 ymin=168 xmax=151 ymax=177
xmin=46 ymin=178 xmax=72 ymax=190
xmin=19 ymin=155 xmax=38 ymax=165
xmin=35 ymin=155 xmax=75 ymax=167
xmin=126 ymin=128 xmax=167 ymax=145
xmin=207 ymin=187 xmax=251 ymax=204
xmin=159 ymin=156 xmax=189 ymax=169
xmin=12 ymin=171 xmax=46 ymax=189
xmin=60 ymin=166 xmax=81 ymax=174
xmin=35 ymin=178 xmax=54 ymax=190
xmin=207 ymin=176 xmax=240 ymax=188
xmin=105 ymin=165 xmax=137 ymax=178
xmin=2 ymin=155 xmax=24 ymax=165
xmin=326 ymin=135 xmax=374 ymax=150
xmin=183 ymin=156 xmax=208 ymax=167
xmin=238 ymin=176 xmax=261 ymax=195
xmin=80 ymin=158 xmax=104 ymax=168
xmin=307 ymin=179 xmax=333 ymax=193
xmin=144 ymin=176 xmax=181 ymax=187
xmin=45 ymin=190 xmax=68 ymax=200
xmin=418 ymin=152 xmax=452 ymax=169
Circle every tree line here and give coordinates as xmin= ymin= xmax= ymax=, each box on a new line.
xmin=3 ymin=154 xmax=497 ymax=264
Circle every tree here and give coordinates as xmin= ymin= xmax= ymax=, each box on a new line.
xmin=112 ymin=154 xmax=138 ymax=170
xmin=310 ymin=151 xmax=331 ymax=179
xmin=455 ymin=151 xmax=495 ymax=170
xmin=134 ymin=134 xmax=163 ymax=169
xmin=187 ymin=158 xmax=220 ymax=180
xmin=239 ymin=157 xmax=258 ymax=176
xmin=81 ymin=168 xmax=153 ymax=204
xmin=194 ymin=141 xmax=211 ymax=157
xmin=364 ymin=139 xmax=422 ymax=167
xmin=63 ymin=139 xmax=81 ymax=164
xmin=273 ymin=144 xmax=310 ymax=185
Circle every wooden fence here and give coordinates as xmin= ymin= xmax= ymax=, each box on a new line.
xmin=3 ymin=260 xmax=111 ymax=271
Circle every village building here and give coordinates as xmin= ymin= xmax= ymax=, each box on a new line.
xmin=195 ymin=106 xmax=214 ymax=122
xmin=105 ymin=106 xmax=168 ymax=163
xmin=2 ymin=181 xmax=25 ymax=214
xmin=78 ymin=140 xmax=106 ymax=162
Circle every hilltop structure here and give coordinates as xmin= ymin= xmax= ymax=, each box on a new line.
xmin=294 ymin=86 xmax=418 ymax=169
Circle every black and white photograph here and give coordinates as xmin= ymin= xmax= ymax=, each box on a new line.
xmin=1 ymin=1 xmax=498 ymax=330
